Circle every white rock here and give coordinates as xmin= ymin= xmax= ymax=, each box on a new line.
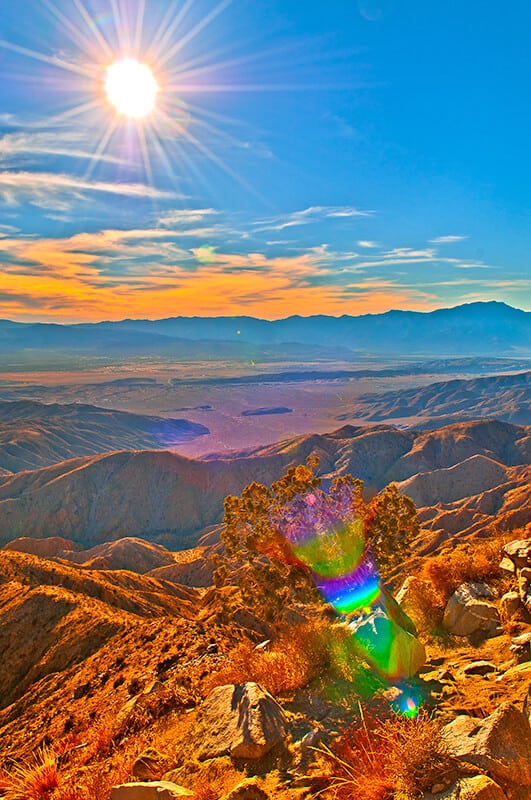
xmin=110 ymin=781 xmax=194 ymax=800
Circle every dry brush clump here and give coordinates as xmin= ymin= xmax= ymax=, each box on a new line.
xmin=203 ymin=619 xmax=331 ymax=697
xmin=0 ymin=743 xmax=133 ymax=800
xmin=314 ymin=710 xmax=455 ymax=800
xmin=419 ymin=538 xmax=508 ymax=609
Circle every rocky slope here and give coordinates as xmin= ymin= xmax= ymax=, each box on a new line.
xmin=0 ymin=400 xmax=209 ymax=473
xmin=0 ymin=420 xmax=528 ymax=548
xmin=0 ymin=533 xmax=530 ymax=800
xmin=346 ymin=370 xmax=530 ymax=426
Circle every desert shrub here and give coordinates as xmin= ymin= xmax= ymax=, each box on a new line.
xmin=215 ymin=459 xmax=419 ymax=624
xmin=363 ymin=484 xmax=419 ymax=580
xmin=421 ymin=539 xmax=504 ymax=606
xmin=204 ymin=619 xmax=331 ymax=697
xmin=315 ymin=710 xmax=454 ymax=800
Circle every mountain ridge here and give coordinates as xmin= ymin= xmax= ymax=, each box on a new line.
xmin=0 ymin=419 xmax=528 ymax=548
xmin=1 ymin=301 xmax=529 ymax=356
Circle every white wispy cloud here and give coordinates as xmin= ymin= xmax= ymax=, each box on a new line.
xmin=157 ymin=208 xmax=220 ymax=227
xmin=357 ymin=240 xmax=380 ymax=248
xmin=254 ymin=205 xmax=373 ymax=232
xmin=0 ymin=130 xmax=129 ymax=166
xmin=0 ymin=171 xmax=177 ymax=209
xmin=429 ymin=235 xmax=468 ymax=244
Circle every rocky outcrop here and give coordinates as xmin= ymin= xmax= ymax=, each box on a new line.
xmin=188 ymin=683 xmax=286 ymax=760
xmin=502 ymin=539 xmax=531 ymax=613
xmin=441 ymin=702 xmax=531 ymax=788
xmin=443 ymin=583 xmax=501 ymax=638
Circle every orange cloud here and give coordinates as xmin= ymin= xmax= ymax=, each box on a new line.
xmin=0 ymin=227 xmax=441 ymax=321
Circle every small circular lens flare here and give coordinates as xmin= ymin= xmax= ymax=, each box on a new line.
xmin=105 ymin=58 xmax=158 ymax=119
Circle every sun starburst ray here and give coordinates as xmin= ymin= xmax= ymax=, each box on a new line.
xmin=159 ymin=0 xmax=234 ymax=67
xmin=41 ymin=0 xmax=103 ymax=64
xmin=137 ymin=123 xmax=155 ymax=189
xmin=45 ymin=100 xmax=102 ymax=126
xmin=167 ymin=38 xmax=309 ymax=88
xmin=72 ymin=0 xmax=115 ymax=58
xmin=147 ymin=0 xmax=196 ymax=64
xmin=0 ymin=38 xmax=96 ymax=79
xmin=83 ymin=118 xmax=121 ymax=180
xmin=110 ymin=0 xmax=128 ymax=53
xmin=134 ymin=0 xmax=147 ymax=54
xmin=179 ymin=124 xmax=265 ymax=203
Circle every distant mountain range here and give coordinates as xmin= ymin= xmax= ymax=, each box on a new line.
xmin=0 ymin=419 xmax=528 ymax=548
xmin=1 ymin=301 xmax=529 ymax=358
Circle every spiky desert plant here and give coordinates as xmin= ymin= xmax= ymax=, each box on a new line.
xmin=0 ymin=747 xmax=59 ymax=800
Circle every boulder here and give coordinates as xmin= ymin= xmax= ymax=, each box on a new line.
xmin=510 ymin=631 xmax=531 ymax=664
xmin=221 ymin=776 xmax=269 ymax=800
xmin=518 ymin=568 xmax=531 ymax=609
xmin=110 ymin=782 xmax=194 ymax=800
xmin=395 ymin=575 xmax=436 ymax=632
xmin=441 ymin=702 xmax=531 ymax=788
xmin=189 ymin=683 xmax=286 ymax=760
xmin=502 ymin=539 xmax=531 ymax=570
xmin=443 ymin=583 xmax=500 ymax=638
xmin=499 ymin=591 xmax=523 ymax=620
xmin=348 ymin=606 xmax=426 ymax=679
xmin=498 ymin=557 xmax=515 ymax=576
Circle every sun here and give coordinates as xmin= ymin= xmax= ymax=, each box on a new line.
xmin=105 ymin=58 xmax=159 ymax=119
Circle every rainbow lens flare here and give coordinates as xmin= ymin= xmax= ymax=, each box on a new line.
xmin=275 ymin=488 xmax=423 ymax=714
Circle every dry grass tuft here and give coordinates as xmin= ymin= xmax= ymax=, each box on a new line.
xmin=315 ymin=709 xmax=455 ymax=800
xmin=167 ymin=756 xmax=241 ymax=800
xmin=0 ymin=748 xmax=59 ymax=800
xmin=203 ymin=620 xmax=330 ymax=697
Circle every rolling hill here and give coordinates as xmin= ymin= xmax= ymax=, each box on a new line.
xmin=0 ymin=400 xmax=209 ymax=473
xmin=343 ymin=370 xmax=530 ymax=426
xmin=0 ymin=419 xmax=528 ymax=548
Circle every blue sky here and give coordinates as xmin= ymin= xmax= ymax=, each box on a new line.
xmin=0 ymin=0 xmax=529 ymax=321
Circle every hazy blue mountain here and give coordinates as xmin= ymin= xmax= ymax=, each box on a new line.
xmin=1 ymin=302 xmax=529 ymax=358
xmin=105 ymin=301 xmax=531 ymax=353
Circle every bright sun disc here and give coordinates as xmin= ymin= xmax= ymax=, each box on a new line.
xmin=105 ymin=58 xmax=158 ymax=119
